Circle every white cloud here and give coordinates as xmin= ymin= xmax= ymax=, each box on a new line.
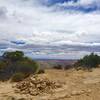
xmin=78 ymin=0 xmax=100 ymax=5
xmin=0 ymin=0 xmax=100 ymax=58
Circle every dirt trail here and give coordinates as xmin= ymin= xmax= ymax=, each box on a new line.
xmin=1 ymin=68 xmax=100 ymax=100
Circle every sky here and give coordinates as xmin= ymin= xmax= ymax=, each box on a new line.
xmin=0 ymin=0 xmax=100 ymax=59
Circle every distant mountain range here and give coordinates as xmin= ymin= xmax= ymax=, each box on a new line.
xmin=37 ymin=59 xmax=77 ymax=69
xmin=0 ymin=56 xmax=77 ymax=68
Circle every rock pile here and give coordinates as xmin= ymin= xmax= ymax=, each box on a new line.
xmin=14 ymin=75 xmax=62 ymax=96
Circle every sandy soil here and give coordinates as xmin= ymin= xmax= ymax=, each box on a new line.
xmin=1 ymin=68 xmax=100 ymax=100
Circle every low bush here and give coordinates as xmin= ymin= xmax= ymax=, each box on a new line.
xmin=0 ymin=51 xmax=39 ymax=81
xmin=38 ymin=69 xmax=45 ymax=74
xmin=64 ymin=65 xmax=73 ymax=70
xmin=74 ymin=53 xmax=100 ymax=70
xmin=53 ymin=65 xmax=62 ymax=69
xmin=0 ymin=60 xmax=7 ymax=71
xmin=15 ymin=59 xmax=39 ymax=74
xmin=11 ymin=73 xmax=25 ymax=82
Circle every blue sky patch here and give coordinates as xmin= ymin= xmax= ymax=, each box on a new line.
xmin=11 ymin=40 xmax=26 ymax=45
xmin=39 ymin=0 xmax=99 ymax=13
xmin=59 ymin=4 xmax=98 ymax=13
xmin=44 ymin=0 xmax=78 ymax=6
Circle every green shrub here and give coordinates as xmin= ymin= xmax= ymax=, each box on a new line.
xmin=53 ymin=65 xmax=62 ymax=69
xmin=74 ymin=53 xmax=100 ymax=70
xmin=0 ymin=60 xmax=7 ymax=71
xmin=64 ymin=65 xmax=73 ymax=70
xmin=15 ymin=59 xmax=39 ymax=74
xmin=0 ymin=51 xmax=39 ymax=81
xmin=3 ymin=51 xmax=24 ymax=62
xmin=11 ymin=73 xmax=25 ymax=82
xmin=38 ymin=69 xmax=45 ymax=74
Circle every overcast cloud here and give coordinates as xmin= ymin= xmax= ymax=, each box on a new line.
xmin=0 ymin=0 xmax=100 ymax=59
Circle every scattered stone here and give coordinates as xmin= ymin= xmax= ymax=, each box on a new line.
xmin=71 ymin=89 xmax=92 ymax=97
xmin=6 ymin=96 xmax=16 ymax=100
xmin=18 ymin=98 xmax=26 ymax=100
xmin=86 ymin=89 xmax=92 ymax=93
xmin=71 ymin=90 xmax=85 ymax=96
